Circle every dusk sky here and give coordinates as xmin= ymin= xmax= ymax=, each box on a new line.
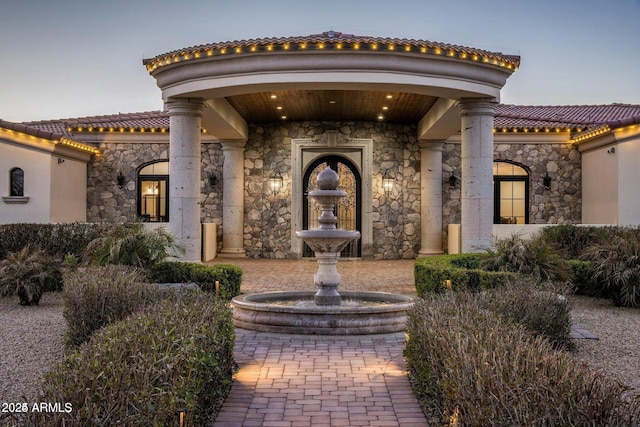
xmin=1 ymin=0 xmax=639 ymax=122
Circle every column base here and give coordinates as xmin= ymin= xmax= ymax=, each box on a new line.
xmin=219 ymin=248 xmax=247 ymax=258
xmin=418 ymin=248 xmax=445 ymax=258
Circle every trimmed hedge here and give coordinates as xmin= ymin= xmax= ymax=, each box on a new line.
xmin=414 ymin=254 xmax=516 ymax=297
xmin=63 ymin=266 xmax=170 ymax=347
xmin=28 ymin=294 xmax=235 ymax=426
xmin=405 ymin=294 xmax=640 ymax=426
xmin=148 ymin=261 xmax=242 ymax=300
xmin=0 ymin=223 xmax=133 ymax=260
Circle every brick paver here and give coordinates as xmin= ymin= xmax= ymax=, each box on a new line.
xmin=210 ymin=259 xmax=428 ymax=426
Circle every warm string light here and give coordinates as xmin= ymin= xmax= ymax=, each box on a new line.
xmin=144 ymin=39 xmax=520 ymax=73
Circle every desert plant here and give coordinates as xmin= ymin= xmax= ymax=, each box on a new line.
xmin=480 ymin=232 xmax=570 ymax=284
xmin=28 ymin=294 xmax=235 ymax=426
xmin=63 ymin=265 xmax=169 ymax=347
xmin=477 ymin=278 xmax=573 ymax=349
xmin=0 ymin=245 xmax=61 ymax=305
xmin=84 ymin=223 xmax=184 ymax=268
xmin=586 ymin=230 xmax=640 ymax=307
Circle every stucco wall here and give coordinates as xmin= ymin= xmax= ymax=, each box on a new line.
xmin=617 ymin=135 xmax=640 ymax=226
xmin=50 ymin=156 xmax=87 ymax=223
xmin=581 ymin=145 xmax=618 ymax=224
xmin=0 ymin=142 xmax=51 ymax=223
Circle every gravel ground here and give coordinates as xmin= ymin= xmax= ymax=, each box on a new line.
xmin=569 ymin=294 xmax=640 ymax=393
xmin=0 ymin=293 xmax=638 ymax=407
xmin=0 ymin=293 xmax=65 ymax=404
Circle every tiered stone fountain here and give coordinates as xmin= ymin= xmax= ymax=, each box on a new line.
xmin=232 ymin=167 xmax=413 ymax=334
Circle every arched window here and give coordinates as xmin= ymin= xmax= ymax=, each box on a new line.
xmin=137 ymin=161 xmax=169 ymax=222
xmin=10 ymin=168 xmax=24 ymax=197
xmin=493 ymin=161 xmax=529 ymax=224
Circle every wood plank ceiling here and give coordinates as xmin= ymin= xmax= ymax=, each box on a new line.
xmin=226 ymin=90 xmax=438 ymax=124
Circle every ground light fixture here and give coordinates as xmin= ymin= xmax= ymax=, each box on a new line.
xmin=270 ymin=170 xmax=283 ymax=195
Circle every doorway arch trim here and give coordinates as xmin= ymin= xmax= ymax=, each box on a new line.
xmin=291 ymin=135 xmax=373 ymax=258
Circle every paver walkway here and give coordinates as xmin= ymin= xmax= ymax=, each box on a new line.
xmin=209 ymin=259 xmax=429 ymax=426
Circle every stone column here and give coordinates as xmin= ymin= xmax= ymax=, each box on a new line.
xmin=459 ymin=98 xmax=497 ymax=253
xmin=418 ymin=141 xmax=444 ymax=256
xmin=167 ymin=98 xmax=205 ymax=262
xmin=220 ymin=140 xmax=247 ymax=257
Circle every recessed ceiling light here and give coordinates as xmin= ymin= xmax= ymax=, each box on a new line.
xmin=386 ymin=94 xmax=393 ymax=99
xmin=270 ymin=94 xmax=277 ymax=99
xmin=382 ymin=106 xmax=388 ymax=110
xmin=277 ymin=106 xmax=283 ymax=110
xmin=377 ymin=114 xmax=384 ymax=120
xmin=281 ymin=115 xmax=287 ymax=120
xmin=329 ymin=100 xmax=336 ymax=104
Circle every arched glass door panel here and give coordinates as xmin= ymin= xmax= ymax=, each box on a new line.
xmin=303 ymin=156 xmax=361 ymax=257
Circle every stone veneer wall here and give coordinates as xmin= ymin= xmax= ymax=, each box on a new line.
xmin=86 ymin=133 xmax=580 ymax=259
xmin=442 ymin=140 xmax=581 ymax=247
xmin=244 ymin=121 xmax=421 ymax=259
xmin=87 ymin=140 xmax=224 ymax=230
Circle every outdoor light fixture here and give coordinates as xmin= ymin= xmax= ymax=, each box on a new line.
xmin=382 ymin=170 xmax=394 ymax=196
xmin=448 ymin=174 xmax=458 ymax=188
xmin=542 ymin=173 xmax=551 ymax=190
xmin=177 ymin=408 xmax=186 ymax=427
xmin=269 ymin=170 xmax=283 ymax=196
xmin=208 ymin=174 xmax=218 ymax=187
xmin=116 ymin=171 xmax=125 ymax=188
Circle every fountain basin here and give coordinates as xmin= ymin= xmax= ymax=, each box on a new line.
xmin=231 ymin=291 xmax=414 ymax=335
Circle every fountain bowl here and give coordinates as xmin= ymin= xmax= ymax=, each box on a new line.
xmin=231 ymin=291 xmax=414 ymax=335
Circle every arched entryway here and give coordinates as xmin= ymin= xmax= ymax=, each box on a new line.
xmin=302 ymin=155 xmax=362 ymax=257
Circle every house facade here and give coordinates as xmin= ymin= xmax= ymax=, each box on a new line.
xmin=2 ymin=33 xmax=640 ymax=261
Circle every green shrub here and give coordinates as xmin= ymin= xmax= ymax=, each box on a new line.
xmin=0 ymin=222 xmax=120 ymax=260
xmin=0 ymin=245 xmax=62 ymax=305
xmin=405 ymin=295 xmax=640 ymax=426
xmin=480 ymin=233 xmax=571 ymax=284
xmin=414 ymin=254 xmax=516 ymax=296
xmin=84 ymin=223 xmax=184 ymax=268
xmin=28 ymin=294 xmax=235 ymax=426
xmin=539 ymin=224 xmax=606 ymax=260
xmin=63 ymin=266 xmax=168 ymax=347
xmin=585 ymin=229 xmax=640 ymax=307
xmin=477 ymin=279 xmax=573 ymax=349
xmin=148 ymin=261 xmax=242 ymax=300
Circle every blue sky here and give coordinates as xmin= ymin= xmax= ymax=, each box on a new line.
xmin=1 ymin=0 xmax=639 ymax=122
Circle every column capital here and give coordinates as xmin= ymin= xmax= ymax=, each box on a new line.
xmin=419 ymin=140 xmax=445 ymax=151
xmin=458 ymin=98 xmax=498 ymax=117
xmin=166 ymin=98 xmax=205 ymax=117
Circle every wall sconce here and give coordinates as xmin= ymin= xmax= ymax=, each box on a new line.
xmin=208 ymin=174 xmax=218 ymax=187
xmin=116 ymin=171 xmax=126 ymax=188
xmin=607 ymin=147 xmax=616 ymax=155
xmin=448 ymin=174 xmax=458 ymax=188
xmin=542 ymin=172 xmax=551 ymax=190
xmin=382 ymin=170 xmax=394 ymax=196
xmin=269 ymin=170 xmax=283 ymax=195
xmin=57 ymin=158 xmax=65 ymax=164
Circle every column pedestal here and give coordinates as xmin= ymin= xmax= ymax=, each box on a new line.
xmin=220 ymin=140 xmax=247 ymax=257
xmin=167 ymin=98 xmax=204 ymax=262
xmin=418 ymin=141 xmax=445 ymax=257
xmin=459 ymin=98 xmax=497 ymax=253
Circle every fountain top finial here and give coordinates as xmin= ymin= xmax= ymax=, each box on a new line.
xmin=317 ymin=167 xmax=340 ymax=190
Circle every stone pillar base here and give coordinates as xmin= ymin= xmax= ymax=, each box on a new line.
xmin=218 ymin=248 xmax=247 ymax=258
xmin=417 ymin=248 xmax=445 ymax=257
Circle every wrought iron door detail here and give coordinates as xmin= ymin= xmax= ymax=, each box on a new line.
xmin=303 ymin=156 xmax=361 ymax=257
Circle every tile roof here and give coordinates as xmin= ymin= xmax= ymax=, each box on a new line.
xmin=495 ymin=104 xmax=640 ymax=131
xmin=22 ymin=111 xmax=169 ymax=137
xmin=0 ymin=119 xmax=100 ymax=154
xmin=12 ymin=104 xmax=640 ymax=138
xmin=142 ymin=31 xmax=520 ymax=73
